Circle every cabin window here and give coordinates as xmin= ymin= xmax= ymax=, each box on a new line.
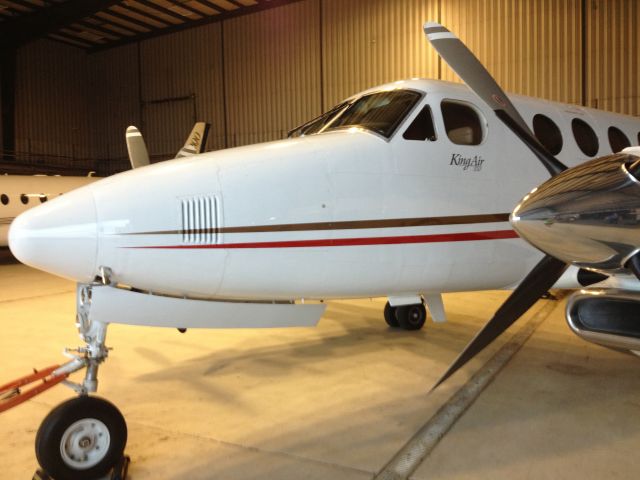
xmin=0 ymin=194 xmax=7 ymax=205
xmin=441 ymin=100 xmax=484 ymax=145
xmin=533 ymin=114 xmax=563 ymax=155
xmin=20 ymin=194 xmax=29 ymax=205
xmin=403 ymin=105 xmax=437 ymax=141
xmin=39 ymin=194 xmax=48 ymax=203
xmin=572 ymin=118 xmax=599 ymax=157
xmin=326 ymin=90 xmax=422 ymax=138
xmin=608 ymin=127 xmax=631 ymax=152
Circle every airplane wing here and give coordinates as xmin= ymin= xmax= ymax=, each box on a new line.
xmin=175 ymin=122 xmax=210 ymax=158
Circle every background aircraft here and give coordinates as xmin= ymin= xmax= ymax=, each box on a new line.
xmin=4 ymin=23 xmax=640 ymax=480
xmin=0 ymin=123 xmax=210 ymax=246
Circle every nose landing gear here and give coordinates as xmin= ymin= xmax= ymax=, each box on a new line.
xmin=31 ymin=283 xmax=129 ymax=480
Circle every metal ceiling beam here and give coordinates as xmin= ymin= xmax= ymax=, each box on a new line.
xmin=97 ymin=9 xmax=154 ymax=31
xmin=192 ymin=0 xmax=221 ymax=14
xmin=165 ymin=0 xmax=205 ymax=19
xmin=90 ymin=0 xmax=306 ymax=52
xmin=133 ymin=0 xmax=188 ymax=23
xmin=1 ymin=0 xmax=122 ymax=48
xmin=74 ymin=19 xmax=125 ymax=40
xmin=115 ymin=3 xmax=170 ymax=27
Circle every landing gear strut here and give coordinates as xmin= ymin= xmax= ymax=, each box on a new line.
xmin=33 ymin=283 xmax=128 ymax=480
xmin=384 ymin=300 xmax=427 ymax=330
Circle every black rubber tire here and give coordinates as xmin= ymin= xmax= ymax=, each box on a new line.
xmin=396 ymin=303 xmax=427 ymax=330
xmin=35 ymin=396 xmax=127 ymax=480
xmin=384 ymin=302 xmax=399 ymax=327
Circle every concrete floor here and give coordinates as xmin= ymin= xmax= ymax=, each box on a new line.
xmin=0 ymin=254 xmax=638 ymax=479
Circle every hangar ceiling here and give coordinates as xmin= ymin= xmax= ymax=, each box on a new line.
xmin=0 ymin=0 xmax=303 ymax=51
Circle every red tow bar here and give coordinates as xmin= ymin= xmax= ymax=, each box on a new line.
xmin=0 ymin=365 xmax=69 ymax=413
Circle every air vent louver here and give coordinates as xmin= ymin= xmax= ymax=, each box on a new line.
xmin=181 ymin=195 xmax=218 ymax=244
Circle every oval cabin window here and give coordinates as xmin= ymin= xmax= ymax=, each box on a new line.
xmin=608 ymin=127 xmax=630 ymax=152
xmin=441 ymin=100 xmax=484 ymax=145
xmin=0 ymin=194 xmax=8 ymax=205
xmin=532 ymin=114 xmax=563 ymax=155
xmin=572 ymin=118 xmax=599 ymax=157
xmin=20 ymin=194 xmax=29 ymax=205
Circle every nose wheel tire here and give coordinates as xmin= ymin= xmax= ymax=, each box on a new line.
xmin=35 ymin=396 xmax=127 ymax=480
xmin=384 ymin=302 xmax=400 ymax=327
xmin=395 ymin=303 xmax=427 ymax=330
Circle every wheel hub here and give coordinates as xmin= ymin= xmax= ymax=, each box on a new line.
xmin=60 ymin=418 xmax=110 ymax=469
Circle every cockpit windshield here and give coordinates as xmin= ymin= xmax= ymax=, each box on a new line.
xmin=289 ymin=89 xmax=422 ymax=139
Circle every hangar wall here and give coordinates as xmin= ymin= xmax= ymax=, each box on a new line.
xmin=10 ymin=0 xmax=640 ymax=173
xmin=14 ymin=40 xmax=91 ymax=169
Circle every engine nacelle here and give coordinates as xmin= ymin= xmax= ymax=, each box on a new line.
xmin=566 ymin=289 xmax=640 ymax=352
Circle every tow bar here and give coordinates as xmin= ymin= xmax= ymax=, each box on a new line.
xmin=0 ymin=365 xmax=69 ymax=413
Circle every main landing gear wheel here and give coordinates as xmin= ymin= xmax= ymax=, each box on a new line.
xmin=35 ymin=396 xmax=127 ymax=480
xmin=384 ymin=302 xmax=399 ymax=327
xmin=395 ymin=303 xmax=427 ymax=330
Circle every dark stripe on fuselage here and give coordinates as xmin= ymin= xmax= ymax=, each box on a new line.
xmin=124 ymin=213 xmax=511 ymax=236
xmin=126 ymin=229 xmax=519 ymax=250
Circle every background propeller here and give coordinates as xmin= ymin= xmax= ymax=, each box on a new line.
xmin=423 ymin=22 xmax=571 ymax=389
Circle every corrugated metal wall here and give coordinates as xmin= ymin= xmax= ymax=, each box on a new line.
xmin=139 ymin=24 xmax=226 ymax=153
xmin=87 ymin=44 xmax=140 ymax=168
xmin=224 ymin=0 xmax=321 ymax=146
xmin=322 ymin=0 xmax=439 ymax=108
xmin=15 ymin=40 xmax=91 ymax=164
xmin=586 ymin=0 xmax=640 ymax=115
xmin=440 ymin=0 xmax=582 ymax=104
xmin=10 ymin=0 xmax=640 ymax=172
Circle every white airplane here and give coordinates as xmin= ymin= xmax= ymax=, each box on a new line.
xmin=4 ymin=22 xmax=640 ymax=480
xmin=0 ymin=122 xmax=210 ymax=246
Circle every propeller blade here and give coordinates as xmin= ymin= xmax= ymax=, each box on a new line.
xmin=423 ymin=22 xmax=567 ymax=176
xmin=432 ymin=254 xmax=568 ymax=390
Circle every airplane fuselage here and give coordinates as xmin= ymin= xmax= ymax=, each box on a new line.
xmin=9 ymin=80 xmax=640 ymax=302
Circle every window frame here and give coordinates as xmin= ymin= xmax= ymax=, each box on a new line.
xmin=571 ymin=118 xmax=599 ymax=157
xmin=440 ymin=98 xmax=487 ymax=146
xmin=532 ymin=113 xmax=563 ymax=156
xmin=403 ymin=104 xmax=438 ymax=142
xmin=322 ymin=89 xmax=424 ymax=141
xmin=607 ymin=126 xmax=631 ymax=153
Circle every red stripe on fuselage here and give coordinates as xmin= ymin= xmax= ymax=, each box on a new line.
xmin=126 ymin=229 xmax=519 ymax=249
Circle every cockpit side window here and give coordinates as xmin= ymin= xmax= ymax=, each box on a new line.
xmin=325 ymin=90 xmax=422 ymax=138
xmin=441 ymin=100 xmax=484 ymax=145
xmin=403 ymin=105 xmax=437 ymax=141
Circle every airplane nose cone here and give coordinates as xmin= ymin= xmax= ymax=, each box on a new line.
xmin=9 ymin=187 xmax=98 ymax=282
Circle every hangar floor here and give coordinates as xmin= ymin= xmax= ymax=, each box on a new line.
xmin=1 ymin=255 xmax=639 ymax=479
